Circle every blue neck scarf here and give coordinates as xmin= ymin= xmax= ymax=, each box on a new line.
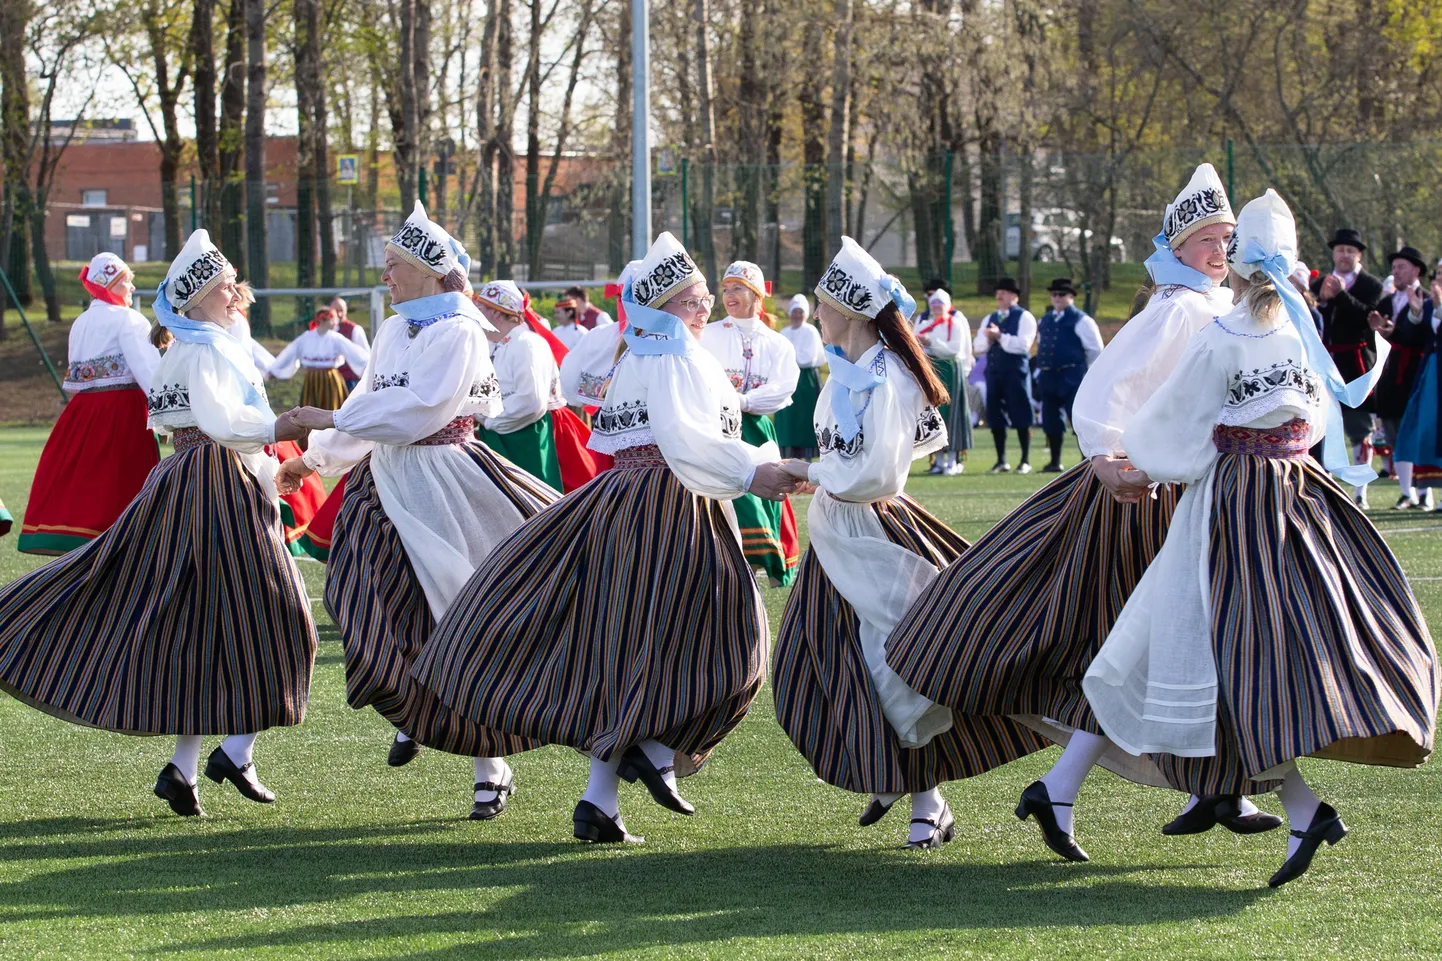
xmin=620 ymin=296 xmax=693 ymax=356
xmin=1241 ymin=239 xmax=1390 ymax=486
xmin=153 ymin=282 xmax=272 ymax=419
xmin=391 ymin=291 xmax=491 ymax=330
xmin=1145 ymin=232 xmax=1215 ymax=291
xmin=825 ymin=343 xmax=886 ymax=442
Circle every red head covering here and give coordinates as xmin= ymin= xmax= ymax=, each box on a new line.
xmin=78 ymin=265 xmax=130 ymax=307
xmin=521 ymin=291 xmax=569 ymax=365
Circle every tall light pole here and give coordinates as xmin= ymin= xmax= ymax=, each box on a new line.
xmin=631 ymin=0 xmax=651 ymax=259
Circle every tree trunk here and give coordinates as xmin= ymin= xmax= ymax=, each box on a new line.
xmin=1017 ymin=149 xmax=1033 ymax=308
xmin=315 ymin=33 xmax=335 ymax=286
xmin=824 ymin=0 xmax=852 ymax=258
xmin=693 ymin=0 xmax=717 ymax=278
xmin=244 ymin=0 xmax=269 ymax=330
xmin=396 ymin=0 xmax=420 ymax=212
xmin=732 ymin=0 xmax=759 ymax=264
xmin=192 ymin=0 xmax=221 ymax=231
xmin=0 ymin=0 xmax=33 ymax=327
xmin=495 ymin=0 xmax=514 ymax=278
xmin=218 ymin=0 xmax=246 ymax=271
xmin=799 ymin=25 xmax=825 ymax=290
xmin=607 ymin=0 xmax=631 ymax=272
xmin=763 ymin=54 xmax=782 ymax=282
xmin=523 ymin=0 xmax=543 ymax=278
xmin=28 ymin=205 xmax=59 ymax=322
xmin=474 ymin=0 xmax=499 ymax=277
xmin=295 ymin=0 xmax=319 ymax=304
xmin=973 ymin=129 xmax=1003 ymax=295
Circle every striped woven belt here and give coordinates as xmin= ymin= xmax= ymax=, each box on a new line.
xmin=71 ymin=383 xmax=142 ymax=394
xmin=172 ymin=426 xmax=214 ymax=454
xmin=1212 ymin=418 xmax=1311 ymax=460
xmin=412 ymin=415 xmax=476 ymax=447
xmin=613 ymin=444 xmax=668 ymax=469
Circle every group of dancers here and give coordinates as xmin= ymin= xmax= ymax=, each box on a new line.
xmin=0 ymin=166 xmax=1435 ymax=890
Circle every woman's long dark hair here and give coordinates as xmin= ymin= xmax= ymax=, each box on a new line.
xmin=874 ymin=302 xmax=950 ymax=407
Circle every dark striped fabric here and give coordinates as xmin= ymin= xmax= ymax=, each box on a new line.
xmin=412 ymin=463 xmax=766 ymax=775
xmin=324 ymin=441 xmax=554 ymax=757
xmin=774 ymin=495 xmax=1045 ymax=794
xmin=0 ymin=439 xmax=317 ymax=734
xmin=886 ymin=462 xmax=1178 ymax=735
xmin=1153 ymin=455 xmax=1438 ymax=795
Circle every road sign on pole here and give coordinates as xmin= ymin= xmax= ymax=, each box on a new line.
xmin=337 ymin=155 xmax=360 ymax=185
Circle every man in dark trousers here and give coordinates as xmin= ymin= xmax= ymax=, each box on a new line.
xmin=1369 ymin=245 xmax=1435 ymax=509
xmin=1034 ymin=278 xmax=1104 ymax=472
xmin=973 ymin=277 xmax=1037 ymax=474
xmin=1311 ymin=227 xmax=1386 ymax=507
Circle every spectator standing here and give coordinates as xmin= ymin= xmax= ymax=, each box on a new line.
xmin=1034 ymin=278 xmax=1104 ymax=472
xmin=565 ymin=285 xmax=615 ymax=330
xmin=329 ymin=296 xmax=371 ymax=393
xmin=974 ymin=277 xmax=1037 ymax=473
xmin=1370 ymin=246 xmax=1435 ymax=508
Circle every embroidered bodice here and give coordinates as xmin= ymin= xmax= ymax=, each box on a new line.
xmin=699 ymin=316 xmax=800 ymax=414
xmin=65 ymin=301 xmax=161 ymax=393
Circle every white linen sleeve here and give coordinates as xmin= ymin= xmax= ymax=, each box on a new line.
xmin=808 ymin=381 xmax=915 ymax=502
xmin=648 ymin=353 xmax=773 ymax=500
xmin=999 ymin=311 xmax=1037 ymax=355
xmin=484 ymin=337 xmax=550 ymax=433
xmin=740 ymin=337 xmax=800 ymax=414
xmin=334 ymin=332 xmax=371 ymax=371
xmin=268 ymin=337 xmax=303 ymax=379
xmin=972 ymin=316 xmax=994 ymax=356
xmin=1073 ymin=301 xmax=1197 ymax=459
xmin=117 ymin=311 xmax=162 ymax=394
xmin=955 ymin=314 xmax=975 ymax=374
xmin=926 ymin=315 xmax=963 ymax=360
xmin=349 ymin=324 xmax=370 ymax=349
xmin=302 ymin=355 xmax=377 ymax=475
xmin=1120 ymin=336 xmax=1224 ymax=485
xmin=329 ymin=322 xmax=486 ymax=446
xmin=190 ymin=348 xmax=276 ymax=451
xmin=1078 ymin=314 xmax=1106 ymax=365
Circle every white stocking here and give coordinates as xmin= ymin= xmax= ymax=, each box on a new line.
xmin=581 ymin=755 xmax=621 ymax=818
xmin=1275 ymin=762 xmax=1322 ymax=859
xmin=1397 ymin=461 xmax=1415 ymax=498
xmin=909 ymin=788 xmax=946 ymax=843
xmin=640 ymin=739 xmax=679 ymax=791
xmin=473 ymin=756 xmax=510 ymax=803
xmin=220 ymin=732 xmax=257 ymax=767
xmin=1038 ymin=730 xmax=1111 ymax=834
xmin=170 ymin=735 xmax=203 ymax=785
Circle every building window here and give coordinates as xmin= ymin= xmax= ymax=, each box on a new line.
xmin=66 ymin=214 xmax=91 ymax=228
xmin=81 ymin=190 xmax=107 ymax=208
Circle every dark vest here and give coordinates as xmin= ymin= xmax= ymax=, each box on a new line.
xmin=1037 ymin=306 xmax=1089 ymax=371
xmin=337 ymin=318 xmax=361 ymax=381
xmin=984 ymin=305 xmax=1030 ymax=379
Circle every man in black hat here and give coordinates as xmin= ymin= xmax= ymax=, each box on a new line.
xmin=973 ymin=277 xmax=1038 ymax=473
xmin=1034 ymin=278 xmax=1104 ymax=472
xmin=1368 ymin=245 xmax=1435 ymax=509
xmin=1312 ymin=227 xmax=1386 ymax=506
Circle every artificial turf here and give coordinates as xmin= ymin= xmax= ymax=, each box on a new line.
xmin=1 ymin=425 xmax=1440 ymax=959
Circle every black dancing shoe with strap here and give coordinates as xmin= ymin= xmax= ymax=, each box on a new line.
xmin=204 ymin=746 xmax=276 ymax=803
xmin=154 ymin=763 xmax=205 ymax=817
xmin=573 ymin=800 xmax=644 ymax=844
xmin=859 ymin=795 xmax=898 ymax=827
xmin=618 ymin=745 xmax=694 ymax=815
xmin=1163 ymin=795 xmax=1284 ymax=836
xmin=1015 ymin=780 xmax=1089 ymax=862
xmin=387 ymin=733 xmax=423 ymax=767
xmin=901 ymin=803 xmax=956 ymax=850
xmin=469 ymin=775 xmax=516 ymax=821
xmin=1269 ymin=803 xmax=1347 ymax=888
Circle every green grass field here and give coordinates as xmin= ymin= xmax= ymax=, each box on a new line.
xmin=1 ymin=425 xmax=1441 ymax=959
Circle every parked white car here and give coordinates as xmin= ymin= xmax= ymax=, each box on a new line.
xmin=1005 ymin=210 xmax=1127 ymax=263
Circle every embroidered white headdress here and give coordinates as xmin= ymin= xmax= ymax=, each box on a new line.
xmin=86 ymin=252 xmax=130 ymax=288
xmin=164 ymin=229 xmax=233 ymax=311
xmin=1162 ymin=163 xmax=1235 ymax=249
xmin=816 ymin=236 xmax=914 ymax=320
xmin=722 ymin=261 xmax=770 ymax=299
xmin=387 ymin=200 xmax=463 ymax=277
xmin=630 ymin=232 xmax=703 ymax=308
xmin=475 ymin=280 xmax=525 ymax=315
xmin=1227 ymin=189 xmax=1297 ymax=282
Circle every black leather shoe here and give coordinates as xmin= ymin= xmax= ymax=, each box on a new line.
xmin=573 ymin=800 xmax=644 ymax=844
xmin=617 ymin=745 xmax=694 ymax=815
xmin=1042 ymin=461 xmax=1064 ymax=473
xmin=387 ymin=733 xmax=423 ymax=767
xmin=469 ymin=777 xmax=516 ymax=820
xmin=1163 ymin=795 xmax=1284 ymax=836
xmin=204 ymin=747 xmax=275 ymax=803
xmin=901 ymin=803 xmax=956 ymax=850
xmin=859 ymin=796 xmax=898 ymax=827
xmin=154 ymin=763 xmax=204 ymax=817
xmin=1015 ymin=780 xmax=1089 ymax=862
xmin=1269 ymin=803 xmax=1347 ymax=888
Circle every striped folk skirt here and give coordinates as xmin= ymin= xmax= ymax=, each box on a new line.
xmin=733 ymin=412 xmax=800 ymax=586
xmin=932 ymin=356 xmax=973 ymax=454
xmin=1152 ymin=454 xmax=1438 ymax=796
xmin=886 ymin=461 xmax=1178 ymax=736
xmin=324 ymin=444 xmax=549 ymax=757
xmin=18 ymin=386 xmax=160 ymax=555
xmin=774 ymin=496 xmax=1045 ymax=794
xmin=300 ymin=367 xmax=349 ymax=410
xmin=0 ymin=435 xmax=317 ymax=734
xmin=412 ymin=459 xmax=767 ymax=774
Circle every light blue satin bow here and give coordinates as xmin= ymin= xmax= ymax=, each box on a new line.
xmin=1243 ymin=239 xmax=1390 ymax=486
xmin=880 ymin=274 xmax=916 ymax=319
xmin=391 ymin=291 xmax=490 ymax=330
xmin=1145 ymin=232 xmax=1215 ymax=291
xmin=825 ymin=344 xmax=886 ymax=443
xmin=153 ymin=282 xmax=272 ymax=418
xmin=619 ymin=290 xmax=693 ymax=356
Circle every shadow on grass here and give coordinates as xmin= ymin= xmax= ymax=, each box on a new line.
xmin=0 ymin=820 xmax=1267 ymax=957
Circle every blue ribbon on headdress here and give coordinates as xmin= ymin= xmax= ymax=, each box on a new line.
xmin=619 ymin=287 xmax=693 ymax=356
xmin=1145 ymin=232 xmax=1215 ymax=291
xmin=391 ymin=291 xmax=491 ymax=331
xmin=1243 ymin=238 xmax=1390 ymax=486
xmin=825 ymin=344 xmax=886 ymax=443
xmin=153 ymin=281 xmax=272 ymax=419
xmin=880 ymin=274 xmax=916 ymax=319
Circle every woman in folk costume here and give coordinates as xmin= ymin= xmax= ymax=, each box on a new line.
xmin=1085 ymin=191 xmax=1438 ymax=887
xmin=18 ymin=253 xmax=161 ymax=555
xmin=772 ymin=239 xmax=1045 ymax=848
xmin=914 ymin=287 xmax=972 ymax=475
xmin=0 ymin=231 xmax=317 ymax=816
xmin=700 ymin=261 xmax=802 ymax=586
xmin=558 ymin=265 xmax=637 ymax=414
xmin=775 ymin=294 xmax=826 ymax=460
xmin=267 ymin=306 xmax=371 ymax=411
xmin=886 ymin=164 xmax=1274 ymax=861
xmin=273 ymin=201 xmax=556 ymax=819
xmin=472 ymin=280 xmax=602 ymax=492
xmin=550 ymin=295 xmax=590 ymax=351
xmin=1393 ymin=271 xmax=1442 ymax=500
xmin=413 ymin=232 xmax=798 ymax=844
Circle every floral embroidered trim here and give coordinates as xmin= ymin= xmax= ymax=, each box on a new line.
xmin=146 ymin=382 xmax=191 ymax=415
xmin=914 ymin=405 xmax=945 ymax=447
xmin=66 ymin=353 xmax=131 ymax=386
xmin=720 ymin=406 xmax=742 ymax=439
xmin=372 ymin=372 xmax=410 ymax=390
xmin=576 ymin=370 xmax=609 ymax=401
xmin=1225 ymin=360 xmax=1319 ymax=407
xmin=593 ymin=399 xmax=650 ymax=435
xmin=817 ymin=425 xmax=864 ymax=457
xmin=470 ymin=374 xmax=501 ymax=402
xmin=725 ymin=368 xmax=770 ymax=393
xmin=633 ymin=251 xmax=700 ymax=306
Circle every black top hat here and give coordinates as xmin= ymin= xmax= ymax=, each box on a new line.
xmin=1327 ymin=228 xmax=1367 ymax=251
xmin=995 ymin=277 xmax=1021 ymax=295
xmin=923 ymin=278 xmax=951 ymax=294
xmin=1046 ymin=277 xmax=1077 ymax=296
xmin=1387 ymin=246 xmax=1427 ymax=272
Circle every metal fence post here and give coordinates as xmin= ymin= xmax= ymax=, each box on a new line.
xmin=681 ymin=157 xmax=689 ymax=251
xmin=190 ymin=176 xmax=197 ymax=233
xmin=943 ymin=150 xmax=954 ymax=287
xmin=1226 ymin=139 xmax=1234 ymax=205
xmin=370 ymin=285 xmax=385 ymax=340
